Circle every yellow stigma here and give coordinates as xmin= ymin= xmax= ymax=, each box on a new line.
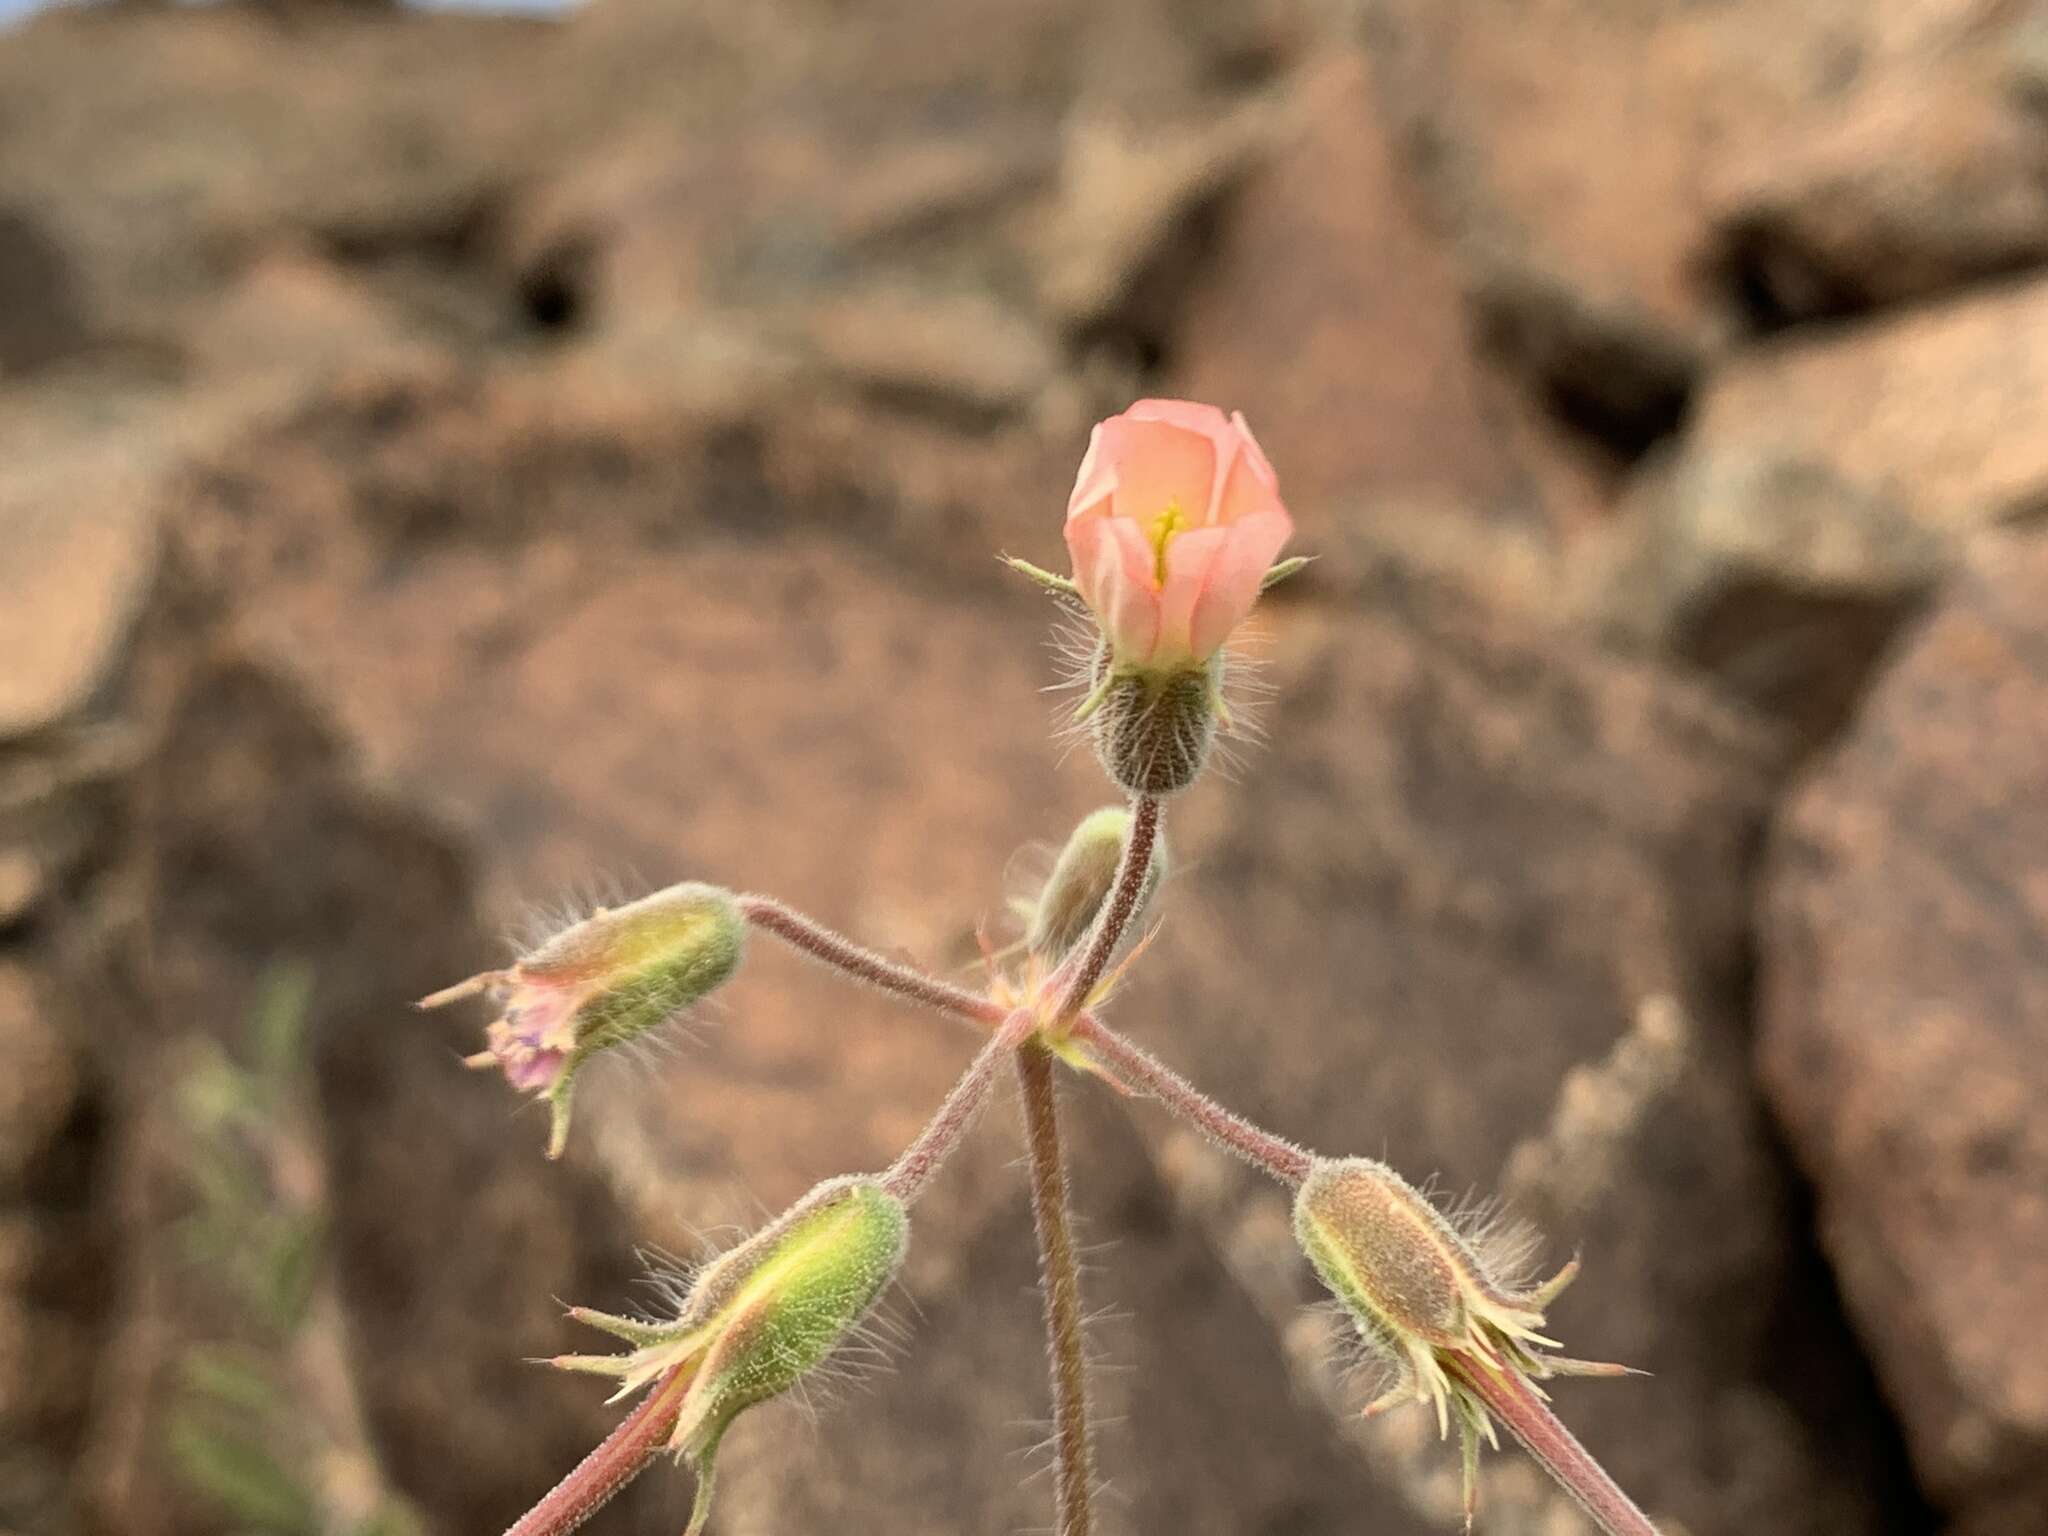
xmin=1148 ymin=499 xmax=1188 ymax=586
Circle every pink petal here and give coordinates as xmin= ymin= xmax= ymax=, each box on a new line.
xmin=1187 ymin=507 xmax=1292 ymax=660
xmin=1156 ymin=525 xmax=1230 ymax=666
xmin=1065 ymin=505 xmax=1114 ymax=614
xmin=1095 ymin=516 xmax=1164 ymax=664
xmin=1213 ymin=412 xmax=1284 ymax=526
xmin=1102 ymin=416 xmax=1219 ymax=531
xmin=1125 ymin=399 xmax=1235 ymax=438
xmin=1065 ymin=420 xmax=1118 ymax=521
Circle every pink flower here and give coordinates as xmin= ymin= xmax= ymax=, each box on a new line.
xmin=417 ymin=882 xmax=747 ymax=1157
xmin=1064 ymin=399 xmax=1292 ymax=671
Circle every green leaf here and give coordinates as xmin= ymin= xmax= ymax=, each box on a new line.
xmin=166 ymin=1411 xmax=318 ymax=1536
xmin=179 ymin=1344 xmax=285 ymax=1421
xmin=259 ymin=1213 xmax=326 ymax=1332
xmin=249 ymin=961 xmax=317 ymax=1092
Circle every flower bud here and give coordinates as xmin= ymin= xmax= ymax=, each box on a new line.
xmin=553 ymin=1176 xmax=909 ymax=1536
xmin=1294 ymin=1157 xmax=1631 ymax=1526
xmin=1063 ymin=399 xmax=1293 ymax=673
xmin=1027 ymin=806 xmax=1170 ymax=963
xmin=418 ymin=881 xmax=746 ymax=1157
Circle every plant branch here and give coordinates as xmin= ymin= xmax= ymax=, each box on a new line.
xmin=739 ymin=894 xmax=1005 ymax=1028
xmin=503 ymin=1365 xmax=688 ymax=1536
xmin=882 ymin=1008 xmax=1038 ymax=1202
xmin=1070 ymin=1014 xmax=1313 ymax=1186
xmin=1047 ymin=794 xmax=1160 ymax=1028
xmin=1016 ymin=1042 xmax=1094 ymax=1536
xmin=1453 ymin=1356 xmax=1661 ymax=1536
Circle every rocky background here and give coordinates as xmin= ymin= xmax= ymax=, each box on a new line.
xmin=3 ymin=1 xmax=2046 ymax=1533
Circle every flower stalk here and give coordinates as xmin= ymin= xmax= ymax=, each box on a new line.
xmin=502 ymin=1363 xmax=688 ymax=1536
xmin=739 ymin=894 xmax=1005 ymax=1029
xmin=1451 ymin=1357 xmax=1660 ymax=1536
xmin=882 ymin=1008 xmax=1038 ymax=1203
xmin=1016 ymin=1043 xmax=1095 ymax=1536
xmin=1069 ymin=1012 xmax=1312 ymax=1185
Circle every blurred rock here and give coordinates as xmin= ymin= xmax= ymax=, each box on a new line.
xmin=793 ymin=283 xmax=1058 ymax=420
xmin=0 ymin=964 xmax=73 ymax=1204
xmin=1681 ymin=274 xmax=2048 ymax=533
xmin=1758 ymin=532 xmax=2048 ymax=1524
xmin=1362 ymin=0 xmax=2047 ymax=449
xmin=71 ymin=653 xmax=661 ymax=1536
xmin=0 ymin=499 xmax=157 ymax=742
xmin=1169 ymin=53 xmax=1557 ymax=544
xmin=1706 ymin=56 xmax=2048 ymax=326
xmin=1581 ymin=273 xmax=2048 ymax=743
xmin=1577 ymin=455 xmax=1944 ymax=745
xmin=1033 ymin=103 xmax=1274 ymax=337
xmin=0 ymin=6 xmax=551 ymax=352
xmin=0 ymin=205 xmax=91 ymax=377
xmin=1123 ymin=576 xmax=1920 ymax=1534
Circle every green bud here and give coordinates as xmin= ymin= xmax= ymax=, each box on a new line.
xmin=1027 ymin=806 xmax=1170 ymax=963
xmin=555 ymin=1176 xmax=910 ymax=1536
xmin=1294 ymin=1158 xmax=1633 ymax=1523
xmin=418 ymin=881 xmax=748 ymax=1157
xmin=1082 ymin=644 xmax=1219 ymax=797
xmin=1294 ymin=1158 xmax=1484 ymax=1365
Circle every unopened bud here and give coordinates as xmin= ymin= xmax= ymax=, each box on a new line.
xmin=554 ymin=1176 xmax=909 ymax=1536
xmin=1028 ymin=807 xmax=1170 ymax=963
xmin=1294 ymin=1157 xmax=1632 ymax=1526
xmin=1084 ymin=644 xmax=1219 ymax=797
xmin=418 ymin=881 xmax=746 ymax=1157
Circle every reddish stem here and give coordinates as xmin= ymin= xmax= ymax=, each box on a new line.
xmin=503 ymin=1366 xmax=688 ymax=1536
xmin=739 ymin=894 xmax=1005 ymax=1028
xmin=1453 ymin=1356 xmax=1660 ymax=1536
xmin=1016 ymin=1043 xmax=1094 ymax=1535
xmin=1070 ymin=1014 xmax=1312 ymax=1186
xmin=1046 ymin=795 xmax=1160 ymax=1028
xmin=882 ymin=1008 xmax=1038 ymax=1202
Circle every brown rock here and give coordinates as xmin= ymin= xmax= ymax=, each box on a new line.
xmin=0 ymin=965 xmax=74 ymax=1193
xmin=1363 ymin=0 xmax=2045 ymax=446
xmin=0 ymin=6 xmax=553 ymax=347
xmin=1583 ymin=273 xmax=2048 ymax=743
xmin=1169 ymin=53 xmax=1554 ymax=543
xmin=793 ymin=283 xmax=1058 ymax=420
xmin=75 ymin=656 xmax=661 ymax=1536
xmin=0 ymin=498 xmax=158 ymax=741
xmin=1684 ymin=275 xmax=2048 ymax=534
xmin=1577 ymin=454 xmax=1945 ymax=745
xmin=1706 ymin=56 xmax=2048 ymax=325
xmin=1758 ymin=531 xmax=2048 ymax=1521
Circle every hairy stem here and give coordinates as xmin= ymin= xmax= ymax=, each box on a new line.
xmin=882 ymin=1008 xmax=1038 ymax=1202
xmin=1070 ymin=1014 xmax=1312 ymax=1186
xmin=503 ymin=1365 xmax=688 ymax=1536
xmin=739 ymin=894 xmax=1005 ymax=1028
xmin=1048 ymin=794 xmax=1160 ymax=1028
xmin=1016 ymin=1043 xmax=1094 ymax=1536
xmin=1454 ymin=1357 xmax=1660 ymax=1536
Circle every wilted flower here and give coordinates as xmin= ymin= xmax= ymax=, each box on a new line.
xmin=1064 ymin=399 xmax=1293 ymax=674
xmin=552 ymin=1176 xmax=910 ymax=1536
xmin=1293 ymin=1157 xmax=1634 ymax=1528
xmin=418 ymin=881 xmax=746 ymax=1157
